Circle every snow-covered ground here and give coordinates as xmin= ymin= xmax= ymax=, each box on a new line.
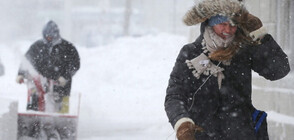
xmin=0 ymin=33 xmax=293 ymax=139
xmin=74 ymin=33 xmax=186 ymax=140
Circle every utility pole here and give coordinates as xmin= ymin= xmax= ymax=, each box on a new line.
xmin=173 ymin=0 xmax=176 ymax=34
xmin=64 ymin=0 xmax=72 ymax=41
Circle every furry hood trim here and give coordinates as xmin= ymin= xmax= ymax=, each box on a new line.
xmin=183 ymin=0 xmax=246 ymax=26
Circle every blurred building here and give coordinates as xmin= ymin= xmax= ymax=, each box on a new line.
xmin=246 ymin=0 xmax=293 ymax=71
xmin=0 ymin=0 xmax=194 ymax=47
xmin=0 ymin=0 xmax=292 ymax=57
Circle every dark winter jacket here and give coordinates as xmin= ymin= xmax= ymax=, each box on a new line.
xmin=19 ymin=39 xmax=80 ymax=96
xmin=164 ymin=23 xmax=290 ymax=140
xmin=18 ymin=21 xmax=80 ymax=96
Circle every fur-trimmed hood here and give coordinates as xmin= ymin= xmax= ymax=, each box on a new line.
xmin=183 ymin=0 xmax=246 ymax=26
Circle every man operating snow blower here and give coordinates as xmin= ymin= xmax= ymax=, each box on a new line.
xmin=16 ymin=20 xmax=80 ymax=114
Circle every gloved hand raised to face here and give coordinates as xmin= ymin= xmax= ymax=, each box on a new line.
xmin=233 ymin=12 xmax=267 ymax=42
xmin=57 ymin=76 xmax=67 ymax=87
xmin=176 ymin=121 xmax=204 ymax=140
xmin=16 ymin=75 xmax=24 ymax=84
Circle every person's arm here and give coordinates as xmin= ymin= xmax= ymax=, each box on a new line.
xmin=25 ymin=42 xmax=42 ymax=71
xmin=165 ymin=45 xmax=193 ymax=128
xmin=233 ymin=12 xmax=290 ymax=80
xmin=50 ymin=41 xmax=80 ymax=87
xmin=58 ymin=42 xmax=80 ymax=81
xmin=250 ymin=34 xmax=290 ymax=80
xmin=16 ymin=42 xmax=40 ymax=83
xmin=64 ymin=44 xmax=80 ymax=79
xmin=165 ymin=45 xmax=204 ymax=140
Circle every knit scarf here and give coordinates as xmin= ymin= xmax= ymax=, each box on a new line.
xmin=186 ymin=27 xmax=235 ymax=89
xmin=203 ymin=26 xmax=235 ymax=53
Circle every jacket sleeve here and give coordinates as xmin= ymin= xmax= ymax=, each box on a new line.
xmin=25 ymin=42 xmax=41 ymax=69
xmin=250 ymin=34 xmax=290 ymax=80
xmin=18 ymin=42 xmax=42 ymax=77
xmin=165 ymin=45 xmax=193 ymax=128
xmin=63 ymin=44 xmax=80 ymax=79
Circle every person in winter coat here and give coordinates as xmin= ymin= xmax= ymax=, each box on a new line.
xmin=164 ymin=0 xmax=290 ymax=140
xmin=16 ymin=20 xmax=80 ymax=113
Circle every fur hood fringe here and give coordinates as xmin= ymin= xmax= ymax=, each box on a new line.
xmin=183 ymin=0 xmax=246 ymax=26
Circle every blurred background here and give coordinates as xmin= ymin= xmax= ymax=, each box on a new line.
xmin=0 ymin=0 xmax=293 ymax=139
xmin=0 ymin=0 xmax=292 ymax=48
xmin=0 ymin=0 xmax=293 ymax=68
xmin=0 ymin=0 xmax=193 ymax=46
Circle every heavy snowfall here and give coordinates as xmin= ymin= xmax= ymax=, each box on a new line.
xmin=0 ymin=0 xmax=294 ymax=140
